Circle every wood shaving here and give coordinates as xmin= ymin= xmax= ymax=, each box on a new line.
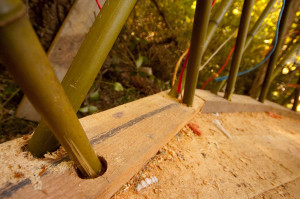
xmin=0 ymin=137 xmax=73 ymax=190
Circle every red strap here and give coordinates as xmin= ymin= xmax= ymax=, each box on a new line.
xmin=96 ymin=0 xmax=102 ymax=10
xmin=212 ymin=0 xmax=216 ymax=8
xmin=286 ymin=84 xmax=300 ymax=88
xmin=201 ymin=46 xmax=235 ymax=89
xmin=177 ymin=50 xmax=190 ymax=93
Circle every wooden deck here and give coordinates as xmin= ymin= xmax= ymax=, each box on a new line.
xmin=0 ymin=90 xmax=299 ymax=198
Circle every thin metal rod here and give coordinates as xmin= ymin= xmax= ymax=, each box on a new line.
xmin=183 ymin=0 xmax=212 ymax=106
xmin=27 ymin=0 xmax=138 ymax=156
xmin=224 ymin=0 xmax=255 ymax=101
xmin=0 ymin=0 xmax=102 ymax=178
xmin=259 ymin=0 xmax=292 ymax=103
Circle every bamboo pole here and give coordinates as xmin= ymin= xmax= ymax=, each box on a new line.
xmin=27 ymin=0 xmax=138 ymax=157
xmin=224 ymin=0 xmax=254 ymax=101
xmin=211 ymin=73 xmax=228 ymax=94
xmin=169 ymin=0 xmax=233 ymax=96
xmin=271 ymin=40 xmax=300 ymax=81
xmin=244 ymin=0 xmax=277 ymax=50
xmin=206 ymin=0 xmax=274 ymax=94
xmin=259 ymin=0 xmax=291 ymax=103
xmin=0 ymin=0 xmax=102 ymax=178
xmin=183 ymin=0 xmax=212 ymax=106
xmin=292 ymin=75 xmax=300 ymax=111
xmin=203 ymin=0 xmax=234 ymax=52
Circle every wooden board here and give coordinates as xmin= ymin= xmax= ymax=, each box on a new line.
xmin=196 ymin=90 xmax=300 ymax=120
xmin=15 ymin=0 xmax=106 ymax=121
xmin=0 ymin=92 xmax=204 ymax=199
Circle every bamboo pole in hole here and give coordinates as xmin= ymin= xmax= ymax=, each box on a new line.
xmin=27 ymin=0 xmax=138 ymax=157
xmin=183 ymin=0 xmax=212 ymax=106
xmin=292 ymin=75 xmax=300 ymax=111
xmin=0 ymin=0 xmax=102 ymax=178
xmin=224 ymin=0 xmax=254 ymax=101
xmin=259 ymin=0 xmax=292 ymax=103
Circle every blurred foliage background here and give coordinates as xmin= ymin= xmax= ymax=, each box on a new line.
xmin=0 ymin=0 xmax=299 ymax=142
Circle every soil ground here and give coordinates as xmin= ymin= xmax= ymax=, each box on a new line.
xmin=112 ymin=112 xmax=300 ymax=199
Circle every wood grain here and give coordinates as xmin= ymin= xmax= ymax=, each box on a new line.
xmin=1 ymin=92 xmax=204 ymax=199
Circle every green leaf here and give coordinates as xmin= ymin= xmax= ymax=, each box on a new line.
xmin=114 ymin=82 xmax=124 ymax=91
xmin=79 ymin=106 xmax=89 ymax=113
xmin=135 ymin=53 xmax=143 ymax=69
xmin=89 ymin=90 xmax=100 ymax=101
xmin=88 ymin=105 xmax=98 ymax=114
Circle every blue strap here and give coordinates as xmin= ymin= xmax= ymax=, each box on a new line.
xmin=215 ymin=0 xmax=286 ymax=82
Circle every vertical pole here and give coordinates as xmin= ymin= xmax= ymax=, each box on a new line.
xmin=271 ymin=40 xmax=300 ymax=82
xmin=244 ymin=0 xmax=277 ymax=50
xmin=0 ymin=0 xmax=102 ymax=178
xmin=203 ymin=0 xmax=234 ymax=52
xmin=211 ymin=73 xmax=228 ymax=95
xmin=27 ymin=0 xmax=138 ymax=157
xmin=292 ymin=76 xmax=300 ymax=111
xmin=259 ymin=0 xmax=291 ymax=103
xmin=224 ymin=0 xmax=255 ymax=101
xmin=183 ymin=0 xmax=212 ymax=106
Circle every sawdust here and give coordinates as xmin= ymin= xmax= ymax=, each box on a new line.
xmin=0 ymin=136 xmax=73 ymax=190
xmin=112 ymin=112 xmax=300 ymax=198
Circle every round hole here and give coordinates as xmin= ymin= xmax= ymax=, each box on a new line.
xmin=76 ymin=156 xmax=107 ymax=179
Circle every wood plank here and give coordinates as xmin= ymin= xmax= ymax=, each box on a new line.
xmin=0 ymin=92 xmax=204 ymax=199
xmin=196 ymin=90 xmax=300 ymax=120
xmin=15 ymin=0 xmax=106 ymax=121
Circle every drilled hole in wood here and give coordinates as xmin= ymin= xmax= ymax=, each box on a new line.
xmin=76 ymin=156 xmax=107 ymax=179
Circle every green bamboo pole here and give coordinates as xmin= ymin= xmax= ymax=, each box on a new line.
xmin=211 ymin=73 xmax=228 ymax=94
xmin=0 ymin=0 xmax=102 ymax=178
xmin=203 ymin=0 xmax=234 ymax=52
xmin=271 ymin=40 xmax=300 ymax=82
xmin=183 ymin=0 xmax=212 ymax=106
xmin=244 ymin=0 xmax=277 ymax=50
xmin=259 ymin=0 xmax=292 ymax=103
xmin=224 ymin=0 xmax=254 ymax=101
xmin=169 ymin=0 xmax=233 ymax=96
xmin=292 ymin=75 xmax=300 ymax=111
xmin=27 ymin=0 xmax=138 ymax=157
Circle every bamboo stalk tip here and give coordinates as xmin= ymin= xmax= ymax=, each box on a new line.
xmin=0 ymin=0 xmax=25 ymax=27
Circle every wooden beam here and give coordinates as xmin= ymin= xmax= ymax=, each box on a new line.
xmin=1 ymin=90 xmax=298 ymax=199
xmin=0 ymin=92 xmax=204 ymax=198
xmin=15 ymin=0 xmax=106 ymax=121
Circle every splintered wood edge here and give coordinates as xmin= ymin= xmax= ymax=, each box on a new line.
xmin=0 ymin=92 xmax=205 ymax=199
